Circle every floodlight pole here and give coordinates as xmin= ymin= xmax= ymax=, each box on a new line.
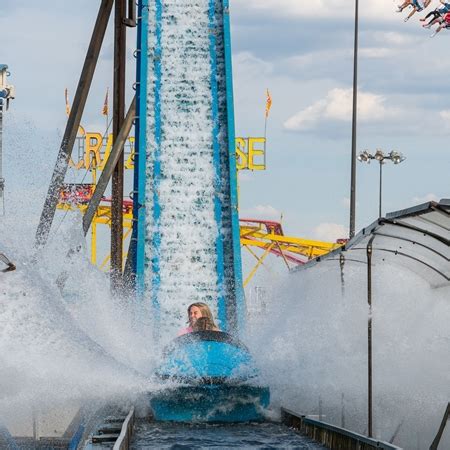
xmin=349 ymin=0 xmax=359 ymax=239
xmin=358 ymin=150 xmax=406 ymax=219
xmin=378 ymin=161 xmax=383 ymax=218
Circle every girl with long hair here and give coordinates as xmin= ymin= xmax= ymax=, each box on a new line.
xmin=178 ymin=302 xmax=220 ymax=336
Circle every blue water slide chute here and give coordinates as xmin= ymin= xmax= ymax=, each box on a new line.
xmin=132 ymin=0 xmax=244 ymax=335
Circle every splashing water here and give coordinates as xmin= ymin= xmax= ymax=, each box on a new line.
xmin=0 ymin=185 xmax=158 ymax=435
xmin=246 ymin=262 xmax=450 ymax=449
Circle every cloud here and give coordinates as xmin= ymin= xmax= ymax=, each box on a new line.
xmin=234 ymin=51 xmax=273 ymax=79
xmin=370 ymin=31 xmax=418 ymax=47
xmin=311 ymin=223 xmax=348 ymax=243
xmin=439 ymin=110 xmax=450 ymax=122
xmin=240 ymin=205 xmax=282 ymax=220
xmin=360 ymin=47 xmax=394 ymax=59
xmin=412 ymin=193 xmax=439 ymax=204
xmin=233 ymin=0 xmax=395 ymax=20
xmin=284 ymin=88 xmax=397 ymax=131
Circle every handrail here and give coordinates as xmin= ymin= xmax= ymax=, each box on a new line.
xmin=281 ymin=408 xmax=402 ymax=450
xmin=113 ymin=407 xmax=135 ymax=450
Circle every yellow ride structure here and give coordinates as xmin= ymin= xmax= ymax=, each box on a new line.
xmin=57 ymin=125 xmax=343 ymax=283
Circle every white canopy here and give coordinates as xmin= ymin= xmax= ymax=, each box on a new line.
xmin=294 ymin=199 xmax=450 ymax=289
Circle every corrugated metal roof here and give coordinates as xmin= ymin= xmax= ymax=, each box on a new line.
xmin=293 ymin=199 xmax=450 ymax=289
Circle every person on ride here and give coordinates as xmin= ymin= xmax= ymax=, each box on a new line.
xmin=178 ymin=302 xmax=220 ymax=336
xmin=397 ymin=0 xmax=432 ymax=22
xmin=192 ymin=316 xmax=217 ymax=332
xmin=430 ymin=11 xmax=450 ymax=36
xmin=420 ymin=0 xmax=450 ymax=28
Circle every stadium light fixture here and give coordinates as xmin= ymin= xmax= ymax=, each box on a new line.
xmin=357 ymin=149 xmax=406 ymax=218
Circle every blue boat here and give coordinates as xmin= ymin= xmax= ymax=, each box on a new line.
xmin=150 ymin=331 xmax=270 ymax=422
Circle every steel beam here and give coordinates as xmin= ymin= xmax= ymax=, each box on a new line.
xmin=82 ymin=96 xmax=136 ymax=235
xmin=111 ymin=0 xmax=127 ymax=293
xmin=35 ymin=0 xmax=114 ymax=248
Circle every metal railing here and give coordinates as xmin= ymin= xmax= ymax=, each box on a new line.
xmin=281 ymin=408 xmax=402 ymax=450
xmin=113 ymin=407 xmax=135 ymax=450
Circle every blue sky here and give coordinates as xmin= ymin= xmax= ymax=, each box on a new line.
xmin=1 ymin=0 xmax=449 ymax=243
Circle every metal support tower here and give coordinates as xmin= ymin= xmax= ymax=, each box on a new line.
xmin=35 ymin=0 xmax=114 ymax=248
xmin=35 ymin=0 xmax=136 ymax=297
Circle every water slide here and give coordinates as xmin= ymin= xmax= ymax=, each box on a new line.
xmin=133 ymin=0 xmax=244 ymax=335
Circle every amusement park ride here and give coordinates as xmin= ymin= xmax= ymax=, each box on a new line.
xmin=1 ymin=0 xmax=413 ymax=447
xmin=0 ymin=0 xmax=355 ymax=441
xmin=33 ymin=0 xmax=343 ymax=426
xmin=3 ymin=1 xmax=449 ymax=448
xmin=56 ymin=129 xmax=341 ymax=280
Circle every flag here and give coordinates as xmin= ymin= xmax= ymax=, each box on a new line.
xmin=64 ymin=88 xmax=70 ymax=116
xmin=265 ymin=88 xmax=272 ymax=118
xmin=102 ymin=88 xmax=109 ymax=116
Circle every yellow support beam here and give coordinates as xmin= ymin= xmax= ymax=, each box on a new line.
xmin=57 ymin=200 xmax=342 ymax=281
xmin=243 ymin=242 xmax=275 ymax=287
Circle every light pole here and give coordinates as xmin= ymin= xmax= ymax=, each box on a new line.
xmin=358 ymin=148 xmax=405 ymax=439
xmin=357 ymin=149 xmax=406 ymax=218
xmin=349 ymin=0 xmax=359 ymax=239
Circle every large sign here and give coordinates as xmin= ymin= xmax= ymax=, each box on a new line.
xmin=236 ymin=137 xmax=266 ymax=171
xmin=69 ymin=133 xmax=266 ymax=171
xmin=69 ymin=132 xmax=135 ymax=170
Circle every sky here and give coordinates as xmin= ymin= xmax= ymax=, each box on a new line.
xmin=0 ymin=0 xmax=449 ymax=243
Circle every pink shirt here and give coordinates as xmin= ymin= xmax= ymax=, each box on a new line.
xmin=177 ymin=326 xmax=193 ymax=336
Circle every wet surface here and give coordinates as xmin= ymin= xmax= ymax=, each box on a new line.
xmin=131 ymin=421 xmax=326 ymax=449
